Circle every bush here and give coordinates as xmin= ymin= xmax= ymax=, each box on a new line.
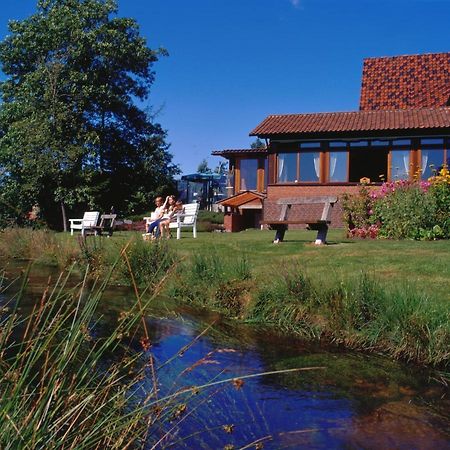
xmin=118 ymin=238 xmax=176 ymax=287
xmin=372 ymin=181 xmax=436 ymax=239
xmin=342 ymin=169 xmax=450 ymax=240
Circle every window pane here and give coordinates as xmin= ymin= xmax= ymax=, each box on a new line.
xmin=372 ymin=140 xmax=389 ymax=146
xmin=299 ymin=152 xmax=320 ymax=182
xmin=350 ymin=140 xmax=369 ymax=147
xmin=278 ymin=153 xmax=297 ymax=182
xmin=240 ymin=159 xmax=258 ymax=190
xmin=329 ymin=141 xmax=347 ymax=148
xmin=329 ymin=152 xmax=348 ymax=182
xmin=392 ymin=139 xmax=411 ymax=146
xmin=300 ymin=142 xmax=321 ymax=148
xmin=421 ymin=138 xmax=444 ymax=145
xmin=390 ymin=150 xmax=410 ymax=180
xmin=421 ymin=149 xmax=445 ymax=179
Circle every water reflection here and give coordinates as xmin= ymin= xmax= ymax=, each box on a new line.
xmin=2 ymin=263 xmax=449 ymax=449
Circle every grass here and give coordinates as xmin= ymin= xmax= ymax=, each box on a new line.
xmin=0 ymin=254 xmax=325 ymax=449
xmin=1 ymin=227 xmax=449 ymax=368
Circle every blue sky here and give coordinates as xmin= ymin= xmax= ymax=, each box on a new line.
xmin=0 ymin=0 xmax=449 ymax=174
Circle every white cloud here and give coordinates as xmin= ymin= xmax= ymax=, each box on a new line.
xmin=289 ymin=0 xmax=301 ymax=8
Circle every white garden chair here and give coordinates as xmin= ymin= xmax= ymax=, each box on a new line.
xmin=69 ymin=211 xmax=100 ymax=236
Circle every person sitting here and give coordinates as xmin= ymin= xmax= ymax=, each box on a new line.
xmin=159 ymin=198 xmax=184 ymax=239
xmin=144 ymin=196 xmax=169 ymax=239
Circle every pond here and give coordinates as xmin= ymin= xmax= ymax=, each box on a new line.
xmin=2 ymin=263 xmax=449 ymax=449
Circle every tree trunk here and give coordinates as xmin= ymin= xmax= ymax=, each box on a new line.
xmin=61 ymin=200 xmax=67 ymax=232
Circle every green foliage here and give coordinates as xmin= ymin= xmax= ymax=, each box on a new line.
xmin=428 ymin=174 xmax=450 ymax=238
xmin=168 ymin=252 xmax=253 ymax=313
xmin=118 ymin=238 xmax=176 ymax=287
xmin=373 ymin=184 xmax=436 ymax=239
xmin=341 ymin=186 xmax=373 ymax=231
xmin=0 ymin=0 xmax=178 ymax=229
xmin=197 ymin=158 xmax=212 ymax=174
xmin=342 ymin=174 xmax=450 ymax=240
xmin=0 ymin=266 xmax=153 ymax=448
xmin=250 ymin=138 xmax=266 ymax=149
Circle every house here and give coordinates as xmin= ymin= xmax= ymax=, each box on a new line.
xmin=213 ymin=52 xmax=450 ymax=231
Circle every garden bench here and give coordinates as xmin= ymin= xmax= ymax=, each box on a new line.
xmin=86 ymin=214 xmax=117 ymax=237
xmin=144 ymin=202 xmax=199 ymax=240
xmin=169 ymin=202 xmax=199 ymax=239
xmin=261 ymin=196 xmax=338 ymax=245
xmin=69 ymin=211 xmax=100 ymax=236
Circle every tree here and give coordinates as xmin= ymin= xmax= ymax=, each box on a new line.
xmin=0 ymin=0 xmax=178 ymax=229
xmin=197 ymin=159 xmax=212 ymax=174
xmin=250 ymin=138 xmax=266 ymax=149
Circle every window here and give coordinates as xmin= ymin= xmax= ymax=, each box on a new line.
xmin=300 ymin=142 xmax=321 ymax=149
xmin=277 ymin=153 xmax=297 ymax=182
xmin=329 ymin=151 xmax=348 ymax=181
xmin=390 ymin=150 xmax=410 ymax=180
xmin=239 ymin=159 xmax=258 ymax=190
xmin=372 ymin=140 xmax=389 ymax=147
xmin=421 ymin=149 xmax=445 ymax=178
xmin=420 ymin=137 xmax=447 ymax=179
xmin=329 ymin=141 xmax=347 ymax=148
xmin=350 ymin=140 xmax=369 ymax=147
xmin=421 ymin=138 xmax=444 ymax=145
xmin=299 ymin=152 xmax=320 ymax=182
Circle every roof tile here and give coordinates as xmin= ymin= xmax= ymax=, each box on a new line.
xmin=250 ymin=108 xmax=450 ymax=137
xmin=360 ymin=53 xmax=450 ymax=110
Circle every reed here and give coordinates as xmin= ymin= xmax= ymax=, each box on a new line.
xmin=0 ymin=257 xmax=323 ymax=449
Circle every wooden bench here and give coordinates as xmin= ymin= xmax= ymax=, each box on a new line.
xmin=86 ymin=214 xmax=117 ymax=237
xmin=261 ymin=196 xmax=338 ymax=245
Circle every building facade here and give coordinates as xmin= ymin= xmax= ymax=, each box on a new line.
xmin=213 ymin=52 xmax=450 ymax=231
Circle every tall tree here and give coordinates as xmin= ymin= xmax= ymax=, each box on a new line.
xmin=250 ymin=138 xmax=266 ymax=149
xmin=197 ymin=159 xmax=212 ymax=174
xmin=0 ymin=0 xmax=178 ymax=229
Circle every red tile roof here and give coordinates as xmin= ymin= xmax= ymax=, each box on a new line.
xmin=218 ymin=191 xmax=265 ymax=208
xmin=212 ymin=148 xmax=267 ymax=156
xmin=360 ymin=52 xmax=450 ymax=111
xmin=250 ymin=108 xmax=450 ymax=137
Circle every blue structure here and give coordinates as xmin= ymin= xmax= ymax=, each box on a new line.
xmin=177 ymin=172 xmax=227 ymax=210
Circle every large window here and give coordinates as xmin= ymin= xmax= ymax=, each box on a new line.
xmin=277 ymin=143 xmax=321 ymax=183
xmin=329 ymin=151 xmax=348 ymax=181
xmin=299 ymin=152 xmax=320 ymax=182
xmin=272 ymin=137 xmax=448 ymax=185
xmin=390 ymin=150 xmax=410 ymax=180
xmin=420 ymin=139 xmax=446 ymax=179
xmin=278 ymin=152 xmax=297 ymax=182
xmin=390 ymin=140 xmax=411 ymax=180
xmin=239 ymin=158 xmax=258 ymax=190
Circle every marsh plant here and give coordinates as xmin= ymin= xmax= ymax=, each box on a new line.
xmin=0 ymin=258 xmax=320 ymax=449
xmin=0 ymin=264 xmax=154 ymax=449
xmin=168 ymin=252 xmax=253 ymax=315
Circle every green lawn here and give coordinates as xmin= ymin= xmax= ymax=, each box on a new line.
xmin=154 ymin=228 xmax=450 ymax=303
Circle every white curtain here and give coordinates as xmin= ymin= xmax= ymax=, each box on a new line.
xmin=313 ymin=154 xmax=320 ymax=179
xmin=421 ymin=151 xmax=429 ymax=176
xmin=329 ymin=154 xmax=337 ymax=179
xmin=402 ymin=153 xmax=409 ymax=177
xmin=278 ymin=156 xmax=285 ymax=181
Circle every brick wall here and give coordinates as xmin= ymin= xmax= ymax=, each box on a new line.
xmin=264 ymin=185 xmax=364 ymax=228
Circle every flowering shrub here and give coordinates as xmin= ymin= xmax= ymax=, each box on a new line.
xmin=342 ymin=168 xmax=450 ymax=240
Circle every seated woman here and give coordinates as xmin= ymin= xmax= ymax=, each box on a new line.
xmin=159 ymin=198 xmax=183 ymax=238
xmin=144 ymin=196 xmax=169 ymax=239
